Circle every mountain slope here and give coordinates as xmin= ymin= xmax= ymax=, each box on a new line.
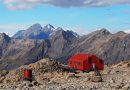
xmin=1 ymin=25 xmax=130 ymax=70
xmin=0 ymin=33 xmax=11 ymax=58
xmin=0 ymin=28 xmax=78 ymax=70
xmin=0 ymin=39 xmax=51 ymax=70
xmin=45 ymin=28 xmax=78 ymax=59
xmin=58 ymin=29 xmax=130 ymax=64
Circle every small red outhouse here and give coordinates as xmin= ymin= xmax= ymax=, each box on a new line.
xmin=23 ymin=69 xmax=32 ymax=81
xmin=68 ymin=54 xmax=104 ymax=71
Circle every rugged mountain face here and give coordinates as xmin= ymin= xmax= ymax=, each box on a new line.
xmin=58 ymin=29 xmax=130 ymax=64
xmin=1 ymin=25 xmax=130 ymax=70
xmin=43 ymin=24 xmax=55 ymax=34
xmin=0 ymin=39 xmax=48 ymax=70
xmin=0 ymin=27 xmax=78 ymax=70
xmin=56 ymin=29 xmax=112 ymax=62
xmin=45 ymin=28 xmax=78 ymax=59
xmin=0 ymin=32 xmax=50 ymax=70
xmin=0 ymin=33 xmax=11 ymax=46
xmin=12 ymin=23 xmax=54 ymax=39
xmin=0 ymin=33 xmax=11 ymax=58
xmin=99 ymin=31 xmax=130 ymax=64
xmin=12 ymin=30 xmax=25 ymax=39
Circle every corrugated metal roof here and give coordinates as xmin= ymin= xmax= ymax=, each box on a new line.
xmin=70 ymin=54 xmax=93 ymax=62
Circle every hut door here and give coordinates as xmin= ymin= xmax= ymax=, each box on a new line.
xmin=74 ymin=62 xmax=78 ymax=69
xmin=92 ymin=63 xmax=95 ymax=70
xmin=73 ymin=62 xmax=76 ymax=69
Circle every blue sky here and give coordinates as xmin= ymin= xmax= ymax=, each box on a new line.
xmin=0 ymin=0 xmax=130 ymax=36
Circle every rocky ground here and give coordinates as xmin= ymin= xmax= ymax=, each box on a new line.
xmin=0 ymin=59 xmax=130 ymax=90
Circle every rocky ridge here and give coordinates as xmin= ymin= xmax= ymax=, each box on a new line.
xmin=1 ymin=24 xmax=130 ymax=70
xmin=0 ymin=58 xmax=130 ymax=90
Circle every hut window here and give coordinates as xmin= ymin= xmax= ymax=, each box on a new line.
xmin=69 ymin=61 xmax=72 ymax=64
xmin=99 ymin=59 xmax=103 ymax=63
xmin=77 ymin=62 xmax=82 ymax=66
xmin=88 ymin=57 xmax=92 ymax=63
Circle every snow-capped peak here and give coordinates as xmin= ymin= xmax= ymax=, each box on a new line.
xmin=45 ymin=24 xmax=55 ymax=30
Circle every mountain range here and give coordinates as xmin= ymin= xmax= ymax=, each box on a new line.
xmin=0 ymin=23 xmax=130 ymax=70
xmin=12 ymin=23 xmax=55 ymax=39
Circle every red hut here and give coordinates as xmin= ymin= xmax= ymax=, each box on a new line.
xmin=68 ymin=54 xmax=104 ymax=71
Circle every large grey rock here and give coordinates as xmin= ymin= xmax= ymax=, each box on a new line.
xmin=91 ymin=76 xmax=103 ymax=82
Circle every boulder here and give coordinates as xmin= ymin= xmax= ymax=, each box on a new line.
xmin=122 ymin=84 xmax=130 ymax=90
xmin=32 ymin=81 xmax=38 ymax=86
xmin=109 ymin=78 xmax=115 ymax=83
xmin=3 ymin=75 xmax=20 ymax=83
xmin=0 ymin=70 xmax=9 ymax=76
xmin=35 ymin=74 xmax=50 ymax=84
xmin=0 ymin=76 xmax=5 ymax=83
xmin=91 ymin=76 xmax=103 ymax=82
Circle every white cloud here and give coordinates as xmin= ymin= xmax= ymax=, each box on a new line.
xmin=2 ymin=0 xmax=130 ymax=10
xmin=0 ymin=24 xmax=29 ymax=36
xmin=72 ymin=27 xmax=90 ymax=35
xmin=3 ymin=0 xmax=39 ymax=10
xmin=124 ymin=29 xmax=130 ymax=33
